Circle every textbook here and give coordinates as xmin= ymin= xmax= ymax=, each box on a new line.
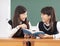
xmin=23 ymin=26 xmax=45 ymax=37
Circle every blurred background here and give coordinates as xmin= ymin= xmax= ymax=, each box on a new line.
xmin=11 ymin=0 xmax=60 ymax=26
xmin=0 ymin=0 xmax=60 ymax=37
xmin=0 ymin=0 xmax=10 ymax=37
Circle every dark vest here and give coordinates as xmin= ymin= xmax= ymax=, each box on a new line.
xmin=12 ymin=28 xmax=24 ymax=38
xmin=38 ymin=21 xmax=58 ymax=35
xmin=8 ymin=20 xmax=24 ymax=38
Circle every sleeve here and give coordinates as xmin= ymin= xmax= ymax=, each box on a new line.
xmin=53 ymin=21 xmax=60 ymax=39
xmin=9 ymin=21 xmax=31 ymax=37
xmin=28 ymin=21 xmax=32 ymax=29
xmin=36 ymin=22 xmax=40 ymax=31
xmin=8 ymin=25 xmax=20 ymax=38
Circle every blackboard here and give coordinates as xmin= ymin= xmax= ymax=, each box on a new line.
xmin=11 ymin=0 xmax=60 ymax=26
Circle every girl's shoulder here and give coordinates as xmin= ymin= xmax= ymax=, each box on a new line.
xmin=39 ymin=21 xmax=43 ymax=25
xmin=8 ymin=20 xmax=12 ymax=26
xmin=37 ymin=21 xmax=43 ymax=27
xmin=57 ymin=21 xmax=60 ymax=26
xmin=57 ymin=21 xmax=60 ymax=24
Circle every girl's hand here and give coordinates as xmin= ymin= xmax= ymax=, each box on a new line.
xmin=18 ymin=24 xmax=27 ymax=29
xmin=39 ymin=34 xmax=53 ymax=39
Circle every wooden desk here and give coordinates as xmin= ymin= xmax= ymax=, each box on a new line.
xmin=0 ymin=38 xmax=24 ymax=46
xmin=32 ymin=39 xmax=60 ymax=46
xmin=0 ymin=38 xmax=60 ymax=46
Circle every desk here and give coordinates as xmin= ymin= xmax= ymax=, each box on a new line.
xmin=0 ymin=38 xmax=60 ymax=46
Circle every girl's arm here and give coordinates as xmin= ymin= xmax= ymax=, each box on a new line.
xmin=53 ymin=21 xmax=60 ymax=39
xmin=28 ymin=21 xmax=32 ymax=29
xmin=40 ymin=21 xmax=60 ymax=39
xmin=8 ymin=25 xmax=20 ymax=38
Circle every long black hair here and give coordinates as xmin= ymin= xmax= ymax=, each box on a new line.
xmin=41 ymin=6 xmax=56 ymax=32
xmin=12 ymin=5 xmax=29 ymax=29
xmin=12 ymin=5 xmax=29 ymax=38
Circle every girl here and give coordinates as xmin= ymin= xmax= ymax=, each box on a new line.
xmin=9 ymin=5 xmax=31 ymax=38
xmin=38 ymin=6 xmax=60 ymax=39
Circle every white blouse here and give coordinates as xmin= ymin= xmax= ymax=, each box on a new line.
xmin=0 ymin=21 xmax=60 ymax=39
xmin=53 ymin=21 xmax=60 ymax=39
xmin=8 ymin=21 xmax=32 ymax=38
xmin=9 ymin=21 xmax=60 ymax=39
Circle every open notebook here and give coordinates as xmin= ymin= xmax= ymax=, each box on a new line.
xmin=23 ymin=26 xmax=45 ymax=37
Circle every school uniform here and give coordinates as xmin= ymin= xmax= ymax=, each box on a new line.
xmin=8 ymin=20 xmax=31 ymax=38
xmin=38 ymin=21 xmax=60 ymax=39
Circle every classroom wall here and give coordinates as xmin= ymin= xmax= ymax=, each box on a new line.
xmin=11 ymin=0 xmax=60 ymax=26
xmin=0 ymin=0 xmax=11 ymax=38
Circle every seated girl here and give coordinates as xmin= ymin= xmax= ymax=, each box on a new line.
xmin=8 ymin=5 xmax=32 ymax=38
xmin=38 ymin=6 xmax=60 ymax=39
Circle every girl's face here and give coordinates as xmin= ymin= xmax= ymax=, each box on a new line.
xmin=19 ymin=11 xmax=27 ymax=21
xmin=41 ymin=13 xmax=51 ymax=23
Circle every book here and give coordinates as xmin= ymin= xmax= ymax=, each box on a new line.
xmin=23 ymin=26 xmax=45 ymax=37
